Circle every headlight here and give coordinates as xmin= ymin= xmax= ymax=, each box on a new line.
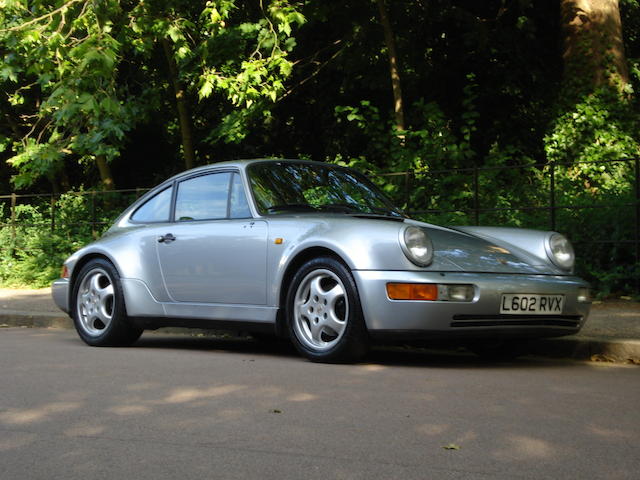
xmin=400 ymin=226 xmax=434 ymax=266
xmin=546 ymin=233 xmax=575 ymax=270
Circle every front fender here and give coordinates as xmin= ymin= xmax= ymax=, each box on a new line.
xmin=265 ymin=217 xmax=418 ymax=307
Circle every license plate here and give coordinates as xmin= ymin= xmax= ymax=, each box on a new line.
xmin=500 ymin=294 xmax=564 ymax=315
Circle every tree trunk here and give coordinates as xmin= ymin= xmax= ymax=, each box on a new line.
xmin=560 ymin=0 xmax=629 ymax=92
xmin=376 ymin=0 xmax=405 ymax=132
xmin=60 ymin=167 xmax=71 ymax=192
xmin=47 ymin=172 xmax=60 ymax=195
xmin=162 ymin=38 xmax=196 ymax=170
xmin=96 ymin=155 xmax=115 ymax=190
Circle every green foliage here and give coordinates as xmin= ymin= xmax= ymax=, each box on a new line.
xmin=0 ymin=1 xmax=638 ymax=295
xmin=545 ymin=88 xmax=640 ymax=165
xmin=0 ymin=0 xmax=305 ymax=186
xmin=0 ymin=190 xmax=133 ymax=287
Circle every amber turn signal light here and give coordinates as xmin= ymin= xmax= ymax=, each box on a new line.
xmin=386 ymin=283 xmax=438 ymax=301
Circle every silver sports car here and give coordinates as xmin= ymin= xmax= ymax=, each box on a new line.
xmin=52 ymin=159 xmax=591 ymax=362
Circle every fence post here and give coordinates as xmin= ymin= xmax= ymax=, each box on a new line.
xmin=10 ymin=193 xmax=16 ymax=256
xmin=635 ymin=158 xmax=639 ymax=294
xmin=549 ymin=162 xmax=556 ymax=231
xmin=404 ymin=171 xmax=411 ymax=209
xmin=50 ymin=195 xmax=56 ymax=233
xmin=91 ymin=191 xmax=97 ymax=239
xmin=473 ymin=166 xmax=479 ymax=225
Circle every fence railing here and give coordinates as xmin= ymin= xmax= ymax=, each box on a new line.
xmin=375 ymin=157 xmax=639 ymax=234
xmin=374 ymin=157 xmax=639 ymax=293
xmin=0 ymin=188 xmax=150 ymax=239
xmin=0 ymin=157 xmax=638 ymax=293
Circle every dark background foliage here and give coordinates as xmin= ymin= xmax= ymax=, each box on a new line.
xmin=0 ymin=0 xmax=638 ymax=295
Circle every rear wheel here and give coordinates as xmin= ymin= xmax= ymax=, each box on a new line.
xmin=287 ymin=257 xmax=368 ymax=363
xmin=72 ymin=258 xmax=142 ymax=346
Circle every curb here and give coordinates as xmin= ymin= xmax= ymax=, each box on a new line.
xmin=0 ymin=311 xmax=73 ymax=329
xmin=1 ymin=313 xmax=639 ymax=364
xmin=530 ymin=336 xmax=640 ymax=364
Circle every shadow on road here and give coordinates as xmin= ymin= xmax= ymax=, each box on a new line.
xmin=105 ymin=332 xmax=583 ymax=369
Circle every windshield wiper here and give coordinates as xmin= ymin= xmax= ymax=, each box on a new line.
xmin=363 ymin=205 xmax=403 ymax=217
xmin=266 ymin=203 xmax=317 ymax=212
xmin=315 ymin=203 xmax=363 ymax=214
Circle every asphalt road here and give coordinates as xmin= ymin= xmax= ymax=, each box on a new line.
xmin=1 ymin=328 xmax=639 ymax=480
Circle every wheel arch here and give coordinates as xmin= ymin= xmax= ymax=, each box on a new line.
xmin=274 ymin=246 xmax=351 ymax=337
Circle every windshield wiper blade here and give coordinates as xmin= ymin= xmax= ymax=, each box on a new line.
xmin=364 ymin=205 xmax=403 ymax=217
xmin=266 ymin=203 xmax=317 ymax=212
xmin=315 ymin=203 xmax=363 ymax=214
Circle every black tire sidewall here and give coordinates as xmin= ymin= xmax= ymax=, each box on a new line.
xmin=286 ymin=256 xmax=368 ymax=362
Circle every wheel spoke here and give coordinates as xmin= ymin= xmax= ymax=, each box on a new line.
xmin=80 ymin=291 xmax=91 ymax=308
xmin=323 ymin=283 xmax=344 ymax=309
xmin=323 ymin=310 xmax=346 ymax=336
xmin=309 ymin=319 xmax=324 ymax=343
xmin=95 ymin=306 xmax=112 ymax=327
xmin=88 ymin=313 xmax=101 ymax=331
xmin=89 ymin=273 xmax=102 ymax=295
xmin=297 ymin=288 xmax=312 ymax=309
xmin=308 ymin=276 xmax=324 ymax=300
xmin=97 ymin=282 xmax=114 ymax=303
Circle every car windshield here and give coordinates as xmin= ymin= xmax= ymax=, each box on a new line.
xmin=247 ymin=161 xmax=404 ymax=217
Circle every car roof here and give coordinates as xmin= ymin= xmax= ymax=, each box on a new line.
xmin=134 ymin=158 xmax=341 ymax=207
xmin=164 ymin=158 xmax=334 ymax=183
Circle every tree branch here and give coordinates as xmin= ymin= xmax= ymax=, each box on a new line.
xmin=0 ymin=0 xmax=84 ymax=33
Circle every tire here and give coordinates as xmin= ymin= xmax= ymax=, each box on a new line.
xmin=286 ymin=256 xmax=369 ymax=363
xmin=71 ymin=258 xmax=143 ymax=347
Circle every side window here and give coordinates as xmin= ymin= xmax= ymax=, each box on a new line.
xmin=131 ymin=187 xmax=172 ymax=223
xmin=175 ymin=172 xmax=231 ymax=221
xmin=229 ymin=173 xmax=252 ymax=218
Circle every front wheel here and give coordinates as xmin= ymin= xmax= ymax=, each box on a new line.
xmin=286 ymin=257 xmax=369 ymax=363
xmin=71 ymin=258 xmax=142 ymax=347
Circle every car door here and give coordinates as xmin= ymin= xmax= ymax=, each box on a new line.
xmin=156 ymin=171 xmax=268 ymax=305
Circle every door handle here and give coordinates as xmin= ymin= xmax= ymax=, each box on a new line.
xmin=158 ymin=233 xmax=176 ymax=243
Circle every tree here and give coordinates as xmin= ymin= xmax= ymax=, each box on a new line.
xmin=545 ymin=0 xmax=639 ymax=166
xmin=375 ymin=0 xmax=405 ymax=133
xmin=1 ymin=0 xmax=132 ymax=189
xmin=0 ymin=0 xmax=304 ymax=188
xmin=560 ymin=0 xmax=630 ymax=92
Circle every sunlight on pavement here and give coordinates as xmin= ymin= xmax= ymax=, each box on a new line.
xmin=108 ymin=405 xmax=152 ymax=416
xmin=0 ymin=401 xmax=82 ymax=425
xmin=286 ymin=392 xmax=318 ymax=402
xmin=588 ymin=425 xmax=635 ymax=440
xmin=493 ymin=435 xmax=555 ymax=461
xmin=64 ymin=424 xmax=106 ymax=437
xmin=161 ymin=384 xmax=246 ymax=404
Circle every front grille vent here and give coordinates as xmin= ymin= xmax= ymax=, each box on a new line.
xmin=450 ymin=315 xmax=581 ymax=329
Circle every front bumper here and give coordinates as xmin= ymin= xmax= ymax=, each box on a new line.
xmin=353 ymin=271 xmax=591 ymax=339
xmin=51 ymin=278 xmax=70 ymax=314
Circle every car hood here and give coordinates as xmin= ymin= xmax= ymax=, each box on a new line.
xmin=268 ymin=214 xmax=561 ymax=274
xmin=407 ymin=220 xmax=560 ymax=274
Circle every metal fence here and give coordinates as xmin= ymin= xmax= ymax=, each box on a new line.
xmin=376 ymin=157 xmax=639 ymax=234
xmin=0 ymin=157 xmax=638 ymax=293
xmin=0 ymin=188 xmax=150 ymax=239
xmin=373 ymin=157 xmax=639 ymax=293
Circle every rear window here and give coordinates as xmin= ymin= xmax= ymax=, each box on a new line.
xmin=131 ymin=187 xmax=172 ymax=223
